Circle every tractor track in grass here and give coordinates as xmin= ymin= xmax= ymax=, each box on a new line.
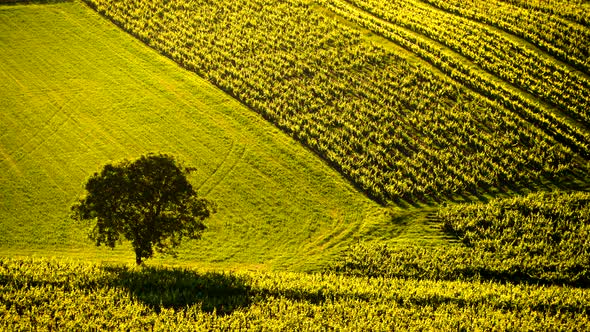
xmin=198 ymin=140 xmax=247 ymax=196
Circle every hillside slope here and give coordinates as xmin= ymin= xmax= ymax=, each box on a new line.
xmin=84 ymin=0 xmax=589 ymax=204
xmin=0 ymin=1 xmax=401 ymax=270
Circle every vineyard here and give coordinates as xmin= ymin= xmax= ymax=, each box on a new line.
xmin=83 ymin=0 xmax=590 ymax=203
xmin=335 ymin=190 xmax=590 ymax=287
xmin=329 ymin=0 xmax=590 ymax=125
xmin=2 ymin=257 xmax=589 ymax=330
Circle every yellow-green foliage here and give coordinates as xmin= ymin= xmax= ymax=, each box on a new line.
xmin=421 ymin=0 xmax=590 ymax=70
xmin=83 ymin=0 xmax=589 ymax=203
xmin=1 ymin=257 xmax=589 ymax=330
xmin=440 ymin=190 xmax=590 ymax=285
xmin=335 ymin=191 xmax=590 ymax=286
xmin=500 ymin=0 xmax=590 ymax=26
xmin=337 ymin=0 xmax=590 ymax=124
xmin=325 ymin=0 xmax=589 ymax=156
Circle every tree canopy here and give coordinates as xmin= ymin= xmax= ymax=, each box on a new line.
xmin=71 ymin=153 xmax=215 ymax=265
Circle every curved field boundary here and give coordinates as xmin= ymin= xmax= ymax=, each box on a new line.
xmin=80 ymin=0 xmax=589 ymax=204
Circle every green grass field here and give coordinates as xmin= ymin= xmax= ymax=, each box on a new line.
xmin=0 ymin=1 xmax=451 ymax=271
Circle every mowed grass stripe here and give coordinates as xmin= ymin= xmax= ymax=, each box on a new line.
xmin=0 ymin=2 xmax=399 ymax=271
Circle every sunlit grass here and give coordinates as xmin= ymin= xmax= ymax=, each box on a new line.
xmin=0 ymin=1 xmax=413 ymax=270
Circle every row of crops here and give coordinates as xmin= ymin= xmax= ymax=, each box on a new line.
xmin=499 ymin=0 xmax=590 ymax=27
xmin=83 ymin=0 xmax=589 ymax=203
xmin=1 ymin=256 xmax=589 ymax=330
xmin=326 ymin=0 xmax=589 ymax=152
xmin=333 ymin=0 xmax=590 ymax=125
xmin=335 ymin=190 xmax=590 ymax=286
xmin=423 ymin=0 xmax=590 ymax=71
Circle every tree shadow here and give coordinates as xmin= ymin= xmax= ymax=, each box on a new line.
xmin=102 ymin=265 xmax=252 ymax=315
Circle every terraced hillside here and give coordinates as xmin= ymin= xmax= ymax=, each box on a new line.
xmin=84 ymin=0 xmax=589 ymax=204
xmin=0 ymin=1 xmax=397 ymax=270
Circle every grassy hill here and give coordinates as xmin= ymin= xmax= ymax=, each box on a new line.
xmin=2 ymin=0 xmax=588 ymax=267
xmin=0 ymin=0 xmax=420 ymax=271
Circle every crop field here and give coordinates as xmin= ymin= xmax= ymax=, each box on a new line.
xmin=1 ymin=0 xmax=589 ymax=329
xmin=3 ymin=191 xmax=589 ymax=329
xmin=2 ymin=257 xmax=590 ymax=330
xmin=337 ymin=191 xmax=590 ymax=287
xmin=84 ymin=0 xmax=589 ymax=204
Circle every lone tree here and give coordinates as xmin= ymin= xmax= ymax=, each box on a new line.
xmin=71 ymin=153 xmax=215 ymax=265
